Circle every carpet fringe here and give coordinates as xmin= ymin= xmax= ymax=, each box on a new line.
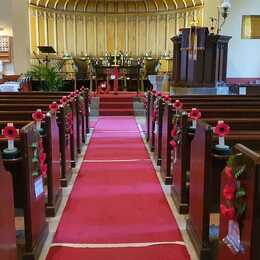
xmin=50 ymin=241 xmax=185 ymax=249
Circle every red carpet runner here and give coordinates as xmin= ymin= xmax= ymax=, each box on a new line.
xmin=99 ymin=93 xmax=135 ymax=116
xmin=46 ymin=116 xmax=191 ymax=259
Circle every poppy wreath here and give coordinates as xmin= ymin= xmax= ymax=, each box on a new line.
xmin=49 ymin=102 xmax=59 ymax=113
xmin=188 ymin=108 xmax=201 ymax=129
xmin=32 ymin=109 xmax=45 ymax=122
xmin=38 ymin=138 xmax=47 ymax=178
xmin=220 ymin=154 xmax=247 ymax=221
xmin=60 ymin=96 xmax=68 ymax=105
xmin=173 ymin=99 xmax=183 ymax=112
xmin=2 ymin=124 xmax=19 ymax=140
xmin=152 ymin=94 xmax=161 ymax=122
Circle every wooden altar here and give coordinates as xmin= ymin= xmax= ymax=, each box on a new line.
xmin=172 ymin=27 xmax=231 ymax=86
xmin=93 ymin=65 xmax=141 ymax=92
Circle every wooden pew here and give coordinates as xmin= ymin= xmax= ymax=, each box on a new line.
xmin=0 ymin=153 xmax=17 ymax=260
xmin=218 ymin=144 xmax=260 ymax=260
xmin=187 ymin=121 xmax=260 ymax=260
xmin=0 ymin=109 xmax=71 ymax=187
xmin=0 ymin=104 xmax=73 ymax=186
xmin=0 ymin=96 xmax=81 ymax=161
xmin=172 ymin=114 xmax=260 ymax=214
xmin=0 ymin=117 xmax=62 ymax=217
xmin=1 ymin=122 xmax=48 ymax=260
xmin=0 ymin=87 xmax=90 ymax=137
xmin=160 ymin=103 xmax=260 ymax=185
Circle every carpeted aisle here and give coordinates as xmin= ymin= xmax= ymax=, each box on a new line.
xmin=46 ymin=116 xmax=191 ymax=260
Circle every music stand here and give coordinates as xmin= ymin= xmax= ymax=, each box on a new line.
xmin=38 ymin=46 xmax=56 ymax=65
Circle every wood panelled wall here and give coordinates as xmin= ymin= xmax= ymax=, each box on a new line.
xmin=29 ymin=6 xmax=203 ymax=57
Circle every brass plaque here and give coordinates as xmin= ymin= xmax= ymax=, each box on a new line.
xmin=242 ymin=15 xmax=260 ymax=39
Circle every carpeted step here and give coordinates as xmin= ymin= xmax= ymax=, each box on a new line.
xmin=99 ymin=102 xmax=133 ymax=109
xmin=99 ymin=109 xmax=134 ymax=116
xmin=100 ymin=97 xmax=133 ymax=102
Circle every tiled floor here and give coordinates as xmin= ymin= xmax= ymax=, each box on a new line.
xmin=39 ymin=116 xmax=198 ymax=260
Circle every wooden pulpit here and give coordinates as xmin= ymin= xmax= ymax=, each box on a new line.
xmin=171 ymin=27 xmax=231 ymax=86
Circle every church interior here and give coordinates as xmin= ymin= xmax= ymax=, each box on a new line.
xmin=0 ymin=0 xmax=260 ymax=259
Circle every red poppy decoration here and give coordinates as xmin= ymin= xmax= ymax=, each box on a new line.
xmin=152 ymin=90 xmax=157 ymax=95
xmin=224 ymin=166 xmax=234 ymax=179
xmin=220 ymin=204 xmax=236 ymax=220
xmin=170 ymin=140 xmax=177 ymax=148
xmin=49 ymin=102 xmax=59 ymax=113
xmin=156 ymin=92 xmax=162 ymax=97
xmin=163 ymin=95 xmax=170 ymax=102
xmin=80 ymin=86 xmax=85 ymax=91
xmin=223 ymin=183 xmax=236 ymax=201
xmin=41 ymin=163 xmax=48 ymax=177
xmin=2 ymin=123 xmax=18 ymax=140
xmin=32 ymin=109 xmax=45 ymax=122
xmin=173 ymin=100 xmax=183 ymax=111
xmin=60 ymin=96 xmax=68 ymax=105
xmin=213 ymin=121 xmax=230 ymax=137
xmin=188 ymin=108 xmax=202 ymax=121
xmin=39 ymin=152 xmax=46 ymax=164
xmin=171 ymin=126 xmax=177 ymax=137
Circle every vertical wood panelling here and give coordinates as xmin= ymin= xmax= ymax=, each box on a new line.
xmin=30 ymin=9 xmax=37 ymax=53
xmin=57 ymin=14 xmax=65 ymax=54
xmin=76 ymin=16 xmax=84 ymax=55
xmin=38 ymin=13 xmax=46 ymax=45
xmin=47 ymin=13 xmax=55 ymax=48
xmin=117 ymin=16 xmax=126 ymax=52
xmin=138 ymin=16 xmax=146 ymax=55
xmin=29 ymin=6 xmax=204 ymax=57
xmin=66 ymin=15 xmax=74 ymax=54
xmin=86 ymin=16 xmax=95 ymax=55
xmin=107 ymin=16 xmax=115 ymax=53
xmin=128 ymin=16 xmax=136 ymax=56
xmin=97 ymin=15 xmax=105 ymax=56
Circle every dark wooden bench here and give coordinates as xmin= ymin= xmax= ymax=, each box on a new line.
xmin=172 ymin=114 xmax=260 ymax=214
xmin=218 ymin=144 xmax=260 ymax=260
xmin=187 ymin=121 xmax=260 ymax=260
xmin=0 ymin=117 xmax=62 ymax=217
xmin=1 ymin=122 xmax=48 ymax=260
xmin=0 ymin=153 xmax=17 ymax=260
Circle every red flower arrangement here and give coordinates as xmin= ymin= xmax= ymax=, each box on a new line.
xmin=220 ymin=204 xmax=236 ymax=220
xmin=49 ymin=102 xmax=59 ymax=113
xmin=213 ymin=120 xmax=230 ymax=149
xmin=173 ymin=99 xmax=183 ymax=111
xmin=223 ymin=183 xmax=236 ymax=201
xmin=170 ymin=140 xmax=177 ymax=148
xmin=188 ymin=108 xmax=201 ymax=121
xmin=40 ymin=163 xmax=48 ymax=177
xmin=213 ymin=120 xmax=230 ymax=137
xmin=60 ymin=96 xmax=68 ymax=105
xmin=163 ymin=95 xmax=170 ymax=102
xmin=171 ymin=126 xmax=177 ymax=137
xmin=39 ymin=152 xmax=46 ymax=164
xmin=32 ymin=109 xmax=45 ymax=122
xmin=3 ymin=123 xmax=18 ymax=140
xmin=220 ymin=154 xmax=247 ymax=222
xmin=224 ymin=166 xmax=234 ymax=179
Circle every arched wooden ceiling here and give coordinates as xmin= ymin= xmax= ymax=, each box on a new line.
xmin=29 ymin=0 xmax=203 ymax=13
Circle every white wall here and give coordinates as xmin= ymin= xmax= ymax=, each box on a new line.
xmin=222 ymin=0 xmax=260 ymax=78
xmin=0 ymin=0 xmax=30 ymax=75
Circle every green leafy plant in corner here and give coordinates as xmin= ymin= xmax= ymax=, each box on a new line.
xmin=27 ymin=64 xmax=63 ymax=91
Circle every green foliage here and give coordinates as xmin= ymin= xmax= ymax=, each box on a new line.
xmin=27 ymin=64 xmax=63 ymax=91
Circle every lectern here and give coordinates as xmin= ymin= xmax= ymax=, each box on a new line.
xmin=171 ymin=27 xmax=231 ymax=86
